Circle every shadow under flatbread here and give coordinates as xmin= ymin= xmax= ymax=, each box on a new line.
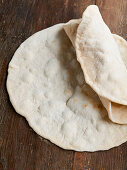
xmin=56 ymin=28 xmax=110 ymax=122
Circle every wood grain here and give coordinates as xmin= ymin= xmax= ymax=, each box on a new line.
xmin=0 ymin=0 xmax=127 ymax=170
xmin=96 ymin=0 xmax=127 ymax=39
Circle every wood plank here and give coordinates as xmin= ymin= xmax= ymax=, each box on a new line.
xmin=73 ymin=144 xmax=127 ymax=170
xmin=96 ymin=0 xmax=127 ymax=39
xmin=1 ymin=0 xmax=127 ymax=170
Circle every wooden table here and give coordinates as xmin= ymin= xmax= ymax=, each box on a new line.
xmin=0 ymin=0 xmax=127 ymax=169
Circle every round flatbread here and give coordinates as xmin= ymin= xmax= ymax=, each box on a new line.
xmin=7 ymin=23 xmax=127 ymax=152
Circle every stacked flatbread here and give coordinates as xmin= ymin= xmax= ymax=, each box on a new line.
xmin=7 ymin=5 xmax=127 ymax=152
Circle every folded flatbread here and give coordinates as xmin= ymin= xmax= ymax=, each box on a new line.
xmin=76 ymin=5 xmax=127 ymax=105
xmin=64 ymin=6 xmax=127 ymax=124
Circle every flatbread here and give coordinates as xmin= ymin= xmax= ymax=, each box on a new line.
xmin=7 ymin=23 xmax=127 ymax=151
xmin=76 ymin=5 xmax=127 ymax=105
xmin=64 ymin=18 xmax=127 ymax=124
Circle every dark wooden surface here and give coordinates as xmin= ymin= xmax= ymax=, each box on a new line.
xmin=0 ymin=0 xmax=127 ymax=169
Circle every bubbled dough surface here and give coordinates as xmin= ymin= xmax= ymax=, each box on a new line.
xmin=7 ymin=24 xmax=127 ymax=151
